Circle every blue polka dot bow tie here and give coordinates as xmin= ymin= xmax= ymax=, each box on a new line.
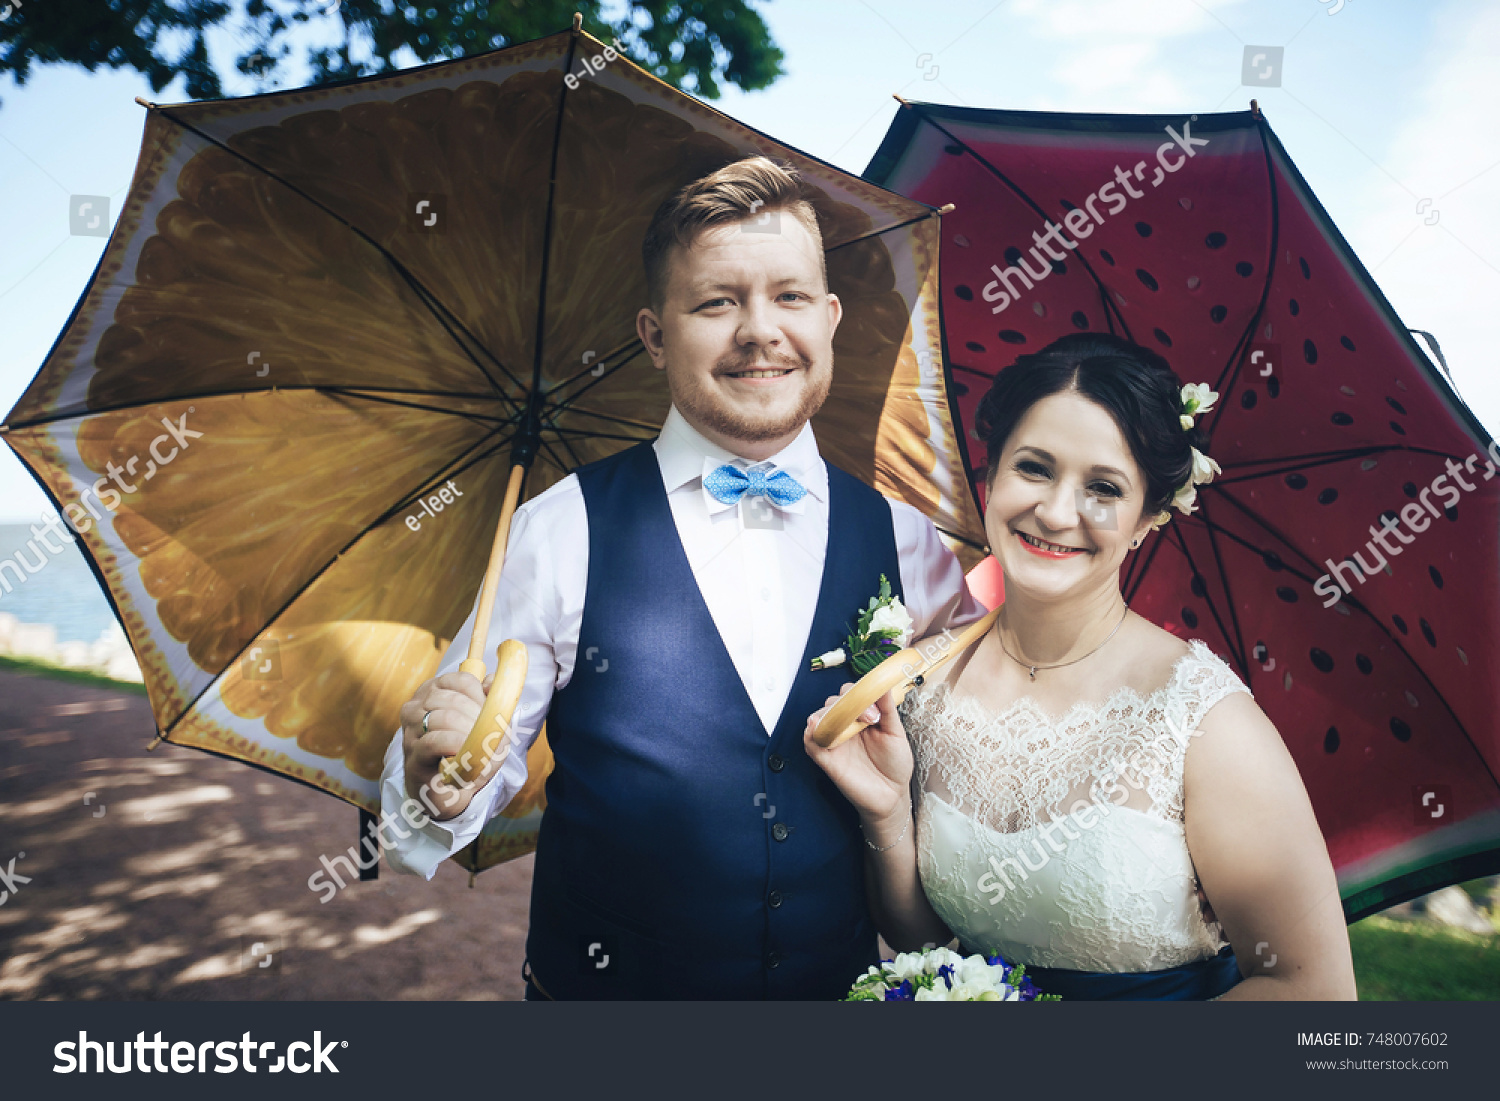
xmin=703 ymin=463 xmax=807 ymax=508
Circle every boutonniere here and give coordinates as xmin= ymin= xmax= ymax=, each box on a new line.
xmin=811 ymin=574 xmax=915 ymax=674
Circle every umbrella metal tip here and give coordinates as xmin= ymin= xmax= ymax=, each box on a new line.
xmin=135 ymin=96 xmax=155 ymax=109
xmin=937 ymin=202 xmax=956 ymax=216
xmin=572 ymin=11 xmax=582 ymax=33
xmin=893 ymin=93 xmax=912 ymax=107
xmin=1250 ymin=98 xmax=1262 ymax=118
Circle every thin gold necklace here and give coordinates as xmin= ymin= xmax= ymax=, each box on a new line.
xmin=996 ymin=603 xmax=1130 ymax=681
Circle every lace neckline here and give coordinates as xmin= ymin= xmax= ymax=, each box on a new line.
xmin=912 ymin=637 xmax=1214 ymax=731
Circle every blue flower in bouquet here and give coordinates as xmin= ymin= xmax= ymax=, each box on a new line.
xmin=844 ymin=946 xmax=1059 ymax=1002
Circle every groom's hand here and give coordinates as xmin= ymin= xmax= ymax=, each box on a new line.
xmin=399 ymin=670 xmax=499 ymax=821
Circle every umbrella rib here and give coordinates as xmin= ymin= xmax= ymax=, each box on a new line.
xmin=398 ymin=278 xmax=529 ymax=413
xmin=1204 ymin=484 xmax=1343 ymax=582
xmin=1183 ymin=497 xmax=1325 ymax=586
xmin=545 ymin=346 xmax=647 ymax=417
xmin=142 ymin=108 xmax=527 ymax=410
xmin=547 ymin=428 xmax=587 ymax=470
xmin=526 ymin=29 xmax=585 ymax=410
xmin=537 ymin=433 xmax=577 ymax=477
xmin=1205 ymin=115 xmax=1282 ymax=434
xmin=823 ymin=208 xmax=943 ymax=254
xmin=1200 ymin=492 xmax=1494 ymax=790
xmin=159 ymin=429 xmax=520 ymax=739
xmin=1199 ymin=497 xmax=1250 ymax=677
xmin=4 ymin=385 xmax=514 ymax=434
xmin=1213 ymin=444 xmax=1463 ymax=486
xmin=321 ymin=387 xmax=515 ymax=427
xmin=899 ymin=107 xmax=1132 ymax=339
xmin=550 ymin=406 xmax=663 ymax=434
xmin=1166 ymin=519 xmax=1248 ymax=677
xmin=1223 ymin=444 xmax=1458 ymax=467
xmin=544 ymin=339 xmax=645 ymax=404
xmin=1123 ymin=520 xmax=1168 ymax=601
xmin=547 ymin=427 xmax=653 ymax=444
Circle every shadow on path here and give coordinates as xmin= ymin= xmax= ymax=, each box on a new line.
xmin=0 ymin=669 xmax=529 ymax=1000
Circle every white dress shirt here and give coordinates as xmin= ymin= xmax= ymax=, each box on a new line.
xmin=380 ymin=405 xmax=987 ymax=878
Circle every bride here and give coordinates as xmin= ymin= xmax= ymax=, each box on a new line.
xmin=806 ymin=333 xmax=1356 ymax=1000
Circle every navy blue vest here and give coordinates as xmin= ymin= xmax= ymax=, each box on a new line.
xmin=526 ymin=442 xmax=903 ymax=999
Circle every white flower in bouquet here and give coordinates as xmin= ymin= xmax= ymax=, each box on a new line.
xmin=843 ymin=945 xmax=1055 ymax=1002
xmin=886 ymin=950 xmax=928 ymax=982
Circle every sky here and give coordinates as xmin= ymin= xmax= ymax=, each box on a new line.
xmin=1 ymin=0 xmax=1496 ymax=522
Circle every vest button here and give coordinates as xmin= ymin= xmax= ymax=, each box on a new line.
xmin=768 ymin=889 xmax=783 ymax=908
xmin=768 ymin=754 xmax=785 ymax=772
xmin=771 ymin=822 xmax=790 ymax=842
xmin=766 ymin=951 xmax=781 ymax=969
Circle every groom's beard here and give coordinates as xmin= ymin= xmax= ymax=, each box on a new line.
xmin=669 ymin=347 xmax=832 ymax=444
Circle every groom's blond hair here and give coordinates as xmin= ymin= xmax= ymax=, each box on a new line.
xmin=642 ymin=156 xmax=827 ymax=313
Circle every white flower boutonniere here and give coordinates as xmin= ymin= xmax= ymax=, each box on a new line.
xmin=811 ymin=574 xmax=914 ymax=674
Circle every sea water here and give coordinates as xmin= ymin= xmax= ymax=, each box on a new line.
xmin=0 ymin=522 xmax=119 ymax=644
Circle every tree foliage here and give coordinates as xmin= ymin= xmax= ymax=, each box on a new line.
xmin=0 ymin=1 xmax=784 ymax=105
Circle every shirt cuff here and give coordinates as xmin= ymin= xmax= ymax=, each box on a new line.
xmin=378 ymin=729 xmax=502 ymax=880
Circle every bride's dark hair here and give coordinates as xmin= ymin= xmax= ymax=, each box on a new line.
xmin=973 ymin=333 xmax=1204 ymax=518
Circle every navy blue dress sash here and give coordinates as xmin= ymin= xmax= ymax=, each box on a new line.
xmin=994 ymin=945 xmax=1242 ymax=1001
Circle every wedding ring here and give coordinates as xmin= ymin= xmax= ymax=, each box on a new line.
xmin=422 ymin=709 xmax=435 ymax=734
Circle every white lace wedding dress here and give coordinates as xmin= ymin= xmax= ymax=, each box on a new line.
xmin=904 ymin=639 xmax=1251 ymax=976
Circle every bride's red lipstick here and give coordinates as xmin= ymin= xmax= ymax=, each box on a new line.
xmin=1015 ymin=531 xmax=1087 ymax=559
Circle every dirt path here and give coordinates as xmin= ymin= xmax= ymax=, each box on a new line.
xmin=0 ymin=668 xmax=530 ymax=1000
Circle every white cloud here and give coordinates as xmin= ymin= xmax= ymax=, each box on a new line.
xmin=1001 ymin=0 xmax=1252 ymax=111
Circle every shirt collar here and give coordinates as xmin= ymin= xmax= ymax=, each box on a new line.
xmin=654 ymin=405 xmax=828 ymax=510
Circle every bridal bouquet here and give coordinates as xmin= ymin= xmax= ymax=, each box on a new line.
xmin=845 ymin=947 xmax=1058 ymax=1001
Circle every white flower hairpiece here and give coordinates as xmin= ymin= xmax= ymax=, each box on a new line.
xmin=1179 ymin=382 xmax=1218 ymax=429
xmin=1150 ymin=384 xmax=1222 ymax=530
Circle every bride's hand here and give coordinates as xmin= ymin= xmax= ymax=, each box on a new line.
xmin=803 ymin=683 xmax=912 ymax=831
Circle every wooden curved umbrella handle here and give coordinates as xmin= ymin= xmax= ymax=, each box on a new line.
xmin=811 ymin=646 xmax=922 ymax=749
xmin=438 ymin=639 xmax=529 ymax=787
xmin=811 ymin=607 xmax=1002 ymax=750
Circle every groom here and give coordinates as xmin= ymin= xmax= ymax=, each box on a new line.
xmin=381 ymin=156 xmax=984 ymax=999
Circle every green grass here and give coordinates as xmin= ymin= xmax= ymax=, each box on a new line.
xmin=0 ymin=652 xmax=148 ymax=694
xmin=1350 ymin=914 xmax=1500 ymax=1000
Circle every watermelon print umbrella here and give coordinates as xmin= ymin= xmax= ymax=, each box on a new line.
xmin=865 ymin=100 xmax=1500 ymax=920
xmin=0 ymin=26 xmax=985 ymax=879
